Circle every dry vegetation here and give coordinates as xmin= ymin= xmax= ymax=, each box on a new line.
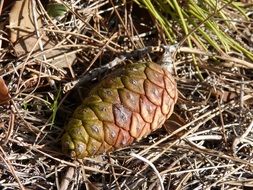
xmin=0 ymin=0 xmax=253 ymax=190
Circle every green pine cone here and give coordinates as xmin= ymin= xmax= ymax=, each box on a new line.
xmin=62 ymin=62 xmax=178 ymax=159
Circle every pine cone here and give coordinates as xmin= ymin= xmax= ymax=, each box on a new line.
xmin=62 ymin=62 xmax=178 ymax=158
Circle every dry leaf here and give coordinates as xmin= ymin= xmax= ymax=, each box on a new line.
xmin=211 ymin=89 xmax=238 ymax=103
xmin=9 ymin=0 xmax=42 ymax=43
xmin=9 ymin=0 xmax=76 ymax=68
xmin=0 ymin=77 xmax=10 ymax=104
xmin=164 ymin=112 xmax=187 ymax=137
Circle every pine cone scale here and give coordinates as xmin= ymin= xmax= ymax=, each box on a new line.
xmin=113 ymin=103 xmax=132 ymax=130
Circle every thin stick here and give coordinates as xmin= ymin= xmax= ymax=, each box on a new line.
xmin=59 ymin=161 xmax=77 ymax=190
xmin=130 ymin=152 xmax=165 ymax=190
xmin=0 ymin=147 xmax=25 ymax=190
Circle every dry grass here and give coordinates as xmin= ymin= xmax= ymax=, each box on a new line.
xmin=0 ymin=0 xmax=253 ymax=189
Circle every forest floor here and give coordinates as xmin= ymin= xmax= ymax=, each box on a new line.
xmin=0 ymin=0 xmax=253 ymax=190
